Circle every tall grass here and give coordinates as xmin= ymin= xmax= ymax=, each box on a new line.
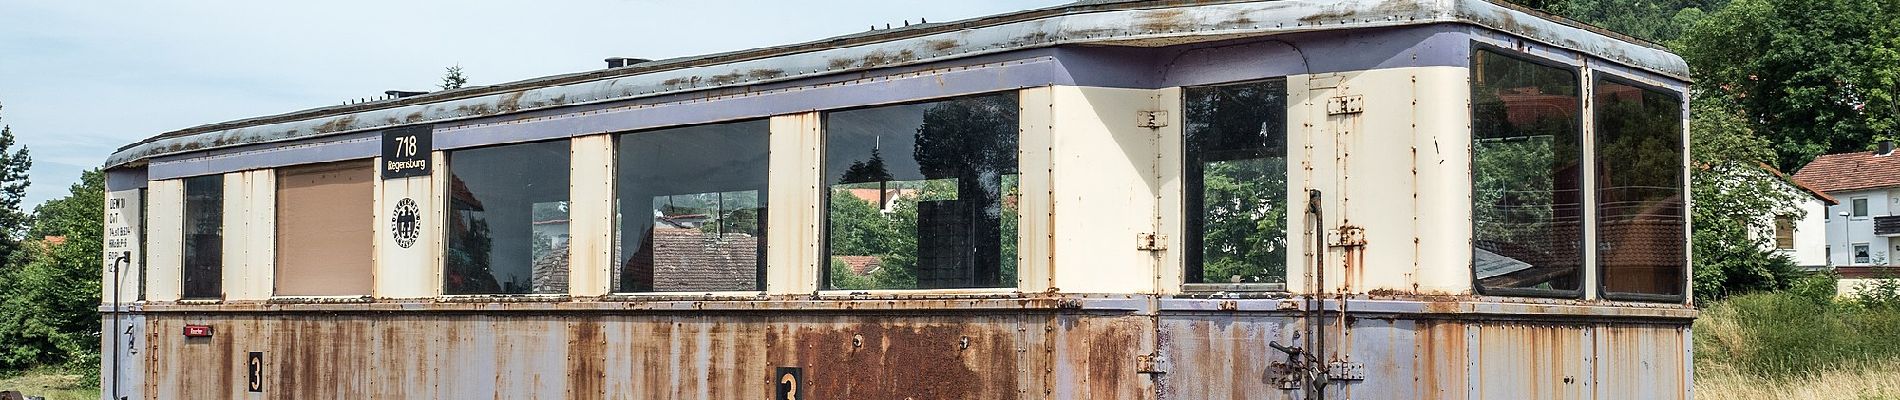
xmin=1696 ymin=276 xmax=1900 ymax=399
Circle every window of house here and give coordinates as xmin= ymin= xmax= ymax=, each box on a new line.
xmin=614 ymin=120 xmax=769 ymax=293
xmin=1594 ymin=76 xmax=1686 ymax=299
xmin=1470 ymin=48 xmax=1584 ymax=296
xmin=181 ymin=175 xmax=223 ymax=299
xmin=1853 ymin=198 xmax=1870 ymax=217
xmin=1774 ymin=216 xmax=1796 ymax=250
xmin=274 ymin=160 xmax=374 ymax=296
xmin=1855 ymin=243 xmax=1872 ymax=264
xmin=823 ymin=93 xmax=1019 ymax=290
xmin=444 ymin=140 xmax=572 ymax=295
xmin=1183 ymin=79 xmax=1289 ymax=286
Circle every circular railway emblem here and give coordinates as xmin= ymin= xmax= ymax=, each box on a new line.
xmin=391 ymin=198 xmax=421 ymax=249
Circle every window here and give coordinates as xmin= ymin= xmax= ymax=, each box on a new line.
xmin=1853 ymin=197 xmax=1870 ymax=217
xmin=1471 ymin=49 xmax=1583 ymax=296
xmin=1774 ymin=216 xmax=1796 ymax=250
xmin=274 ymin=160 xmax=374 ymax=296
xmin=181 ymin=175 xmax=223 ymax=299
xmin=1183 ymin=79 xmax=1289 ymax=286
xmin=1594 ymin=76 xmax=1686 ymax=299
xmin=1855 ymin=243 xmax=1872 ymax=264
xmin=614 ymin=120 xmax=769 ymax=293
xmin=823 ymin=93 xmax=1019 ymax=290
xmin=445 ymin=140 xmax=571 ymax=295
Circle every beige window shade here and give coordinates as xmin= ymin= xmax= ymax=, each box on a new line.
xmin=275 ymin=160 xmax=374 ymax=296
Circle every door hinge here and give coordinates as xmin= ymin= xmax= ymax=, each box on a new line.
xmin=1326 ymin=95 xmax=1364 ymax=115
xmin=1136 ymin=353 xmax=1169 ymax=374
xmin=1137 ymin=233 xmax=1169 ymax=251
xmin=1137 ymin=110 xmax=1169 ymax=128
xmin=1327 ymin=361 xmax=1367 ymax=381
xmin=1327 ymin=226 xmax=1366 ymax=247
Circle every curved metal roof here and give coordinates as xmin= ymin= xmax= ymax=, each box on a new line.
xmin=107 ymin=0 xmax=1687 ymax=168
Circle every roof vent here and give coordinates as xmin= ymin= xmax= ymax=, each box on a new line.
xmin=605 ymin=57 xmax=651 ymax=69
xmin=384 ymin=90 xmax=428 ymax=98
xmin=1880 ymin=140 xmax=1894 ymax=156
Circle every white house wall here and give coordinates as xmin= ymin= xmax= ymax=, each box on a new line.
xmin=1825 ymin=188 xmax=1896 ymax=266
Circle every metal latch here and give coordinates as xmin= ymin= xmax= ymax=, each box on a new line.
xmin=1326 ymin=361 xmax=1366 ymax=381
xmin=1327 ymin=226 xmax=1366 ymax=247
xmin=1136 ymin=353 xmax=1169 ymax=374
xmin=1137 ymin=233 xmax=1168 ymax=251
xmin=1326 ymin=95 xmax=1364 ymax=115
xmin=1137 ymin=110 xmax=1169 ymax=128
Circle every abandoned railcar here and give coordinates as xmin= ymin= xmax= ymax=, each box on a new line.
xmin=98 ymin=0 xmax=1695 ymax=398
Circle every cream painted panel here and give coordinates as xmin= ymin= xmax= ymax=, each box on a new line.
xmin=145 ymin=180 xmax=184 ymax=301
xmin=1412 ymin=66 xmax=1476 ymax=295
xmin=569 ymin=135 xmax=614 ymax=297
xmin=1047 ymin=86 xmax=1161 ymax=294
xmin=766 ymin=113 xmax=822 ymax=295
xmin=373 ymin=153 xmax=443 ymax=298
xmin=1285 ymin=74 xmax=1318 ymax=295
xmin=1017 ymin=87 xmax=1056 ymax=293
xmin=1154 ymin=87 xmax=1185 ymax=294
xmin=222 ymin=170 xmax=274 ymax=300
xmin=104 ymin=189 xmax=144 ymax=303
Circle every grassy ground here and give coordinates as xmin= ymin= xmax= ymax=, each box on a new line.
xmin=0 ymin=368 xmax=98 ymax=400
xmin=1695 ymin=287 xmax=1900 ymax=400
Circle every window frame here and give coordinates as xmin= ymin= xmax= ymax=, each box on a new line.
xmin=816 ymin=91 xmax=1025 ymax=293
xmin=180 ymin=174 xmax=225 ymax=300
xmin=439 ymin=138 xmax=576 ymax=297
xmin=1854 ymin=242 xmax=1872 ymax=264
xmin=1852 ymin=197 xmax=1870 ymax=218
xmin=1773 ymin=215 xmax=1797 ymax=250
xmin=1178 ymin=77 xmax=1293 ymax=293
xmin=1467 ymin=43 xmax=1588 ymax=300
xmin=609 ymin=119 xmax=772 ymax=295
xmin=1590 ymin=71 xmax=1689 ymax=303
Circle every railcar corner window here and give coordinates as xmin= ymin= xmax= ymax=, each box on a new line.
xmin=614 ymin=120 xmax=769 ymax=293
xmin=1471 ymin=49 xmax=1583 ymax=295
xmin=823 ymin=93 xmax=1020 ymax=290
xmin=181 ymin=174 xmax=223 ymax=299
xmin=445 ymin=140 xmax=572 ymax=295
xmin=1184 ymin=79 xmax=1289 ymax=286
xmin=1594 ymin=77 xmax=1686 ymax=298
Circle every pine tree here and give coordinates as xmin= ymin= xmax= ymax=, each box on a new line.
xmin=440 ymin=65 xmax=469 ymax=90
xmin=0 ymin=102 xmax=32 ymax=255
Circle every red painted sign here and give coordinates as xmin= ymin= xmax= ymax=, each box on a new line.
xmin=183 ymin=325 xmax=213 ymax=337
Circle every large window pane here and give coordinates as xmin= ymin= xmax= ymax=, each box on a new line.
xmin=182 ymin=174 xmax=223 ymax=299
xmin=445 ymin=140 xmax=571 ymax=295
xmin=1595 ymin=78 xmax=1685 ymax=298
xmin=275 ymin=160 xmax=374 ymax=296
xmin=1184 ymin=79 xmax=1289 ymax=286
xmin=1471 ymin=49 xmax=1583 ymax=295
xmin=824 ymin=93 xmax=1019 ymax=290
xmin=615 ymin=120 xmax=769 ymax=293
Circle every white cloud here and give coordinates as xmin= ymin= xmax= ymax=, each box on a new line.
xmin=0 ymin=0 xmax=1064 ymax=206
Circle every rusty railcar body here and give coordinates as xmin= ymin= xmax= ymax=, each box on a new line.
xmin=98 ymin=1 xmax=1696 ymax=398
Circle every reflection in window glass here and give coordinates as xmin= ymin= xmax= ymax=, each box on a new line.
xmin=1595 ymin=78 xmax=1685 ymax=298
xmin=614 ymin=120 xmax=769 ymax=293
xmin=1184 ymin=79 xmax=1289 ymax=285
xmin=1471 ymin=49 xmax=1583 ymax=294
xmin=824 ymin=93 xmax=1019 ymax=290
xmin=182 ymin=175 xmax=223 ymax=299
xmin=445 ymin=140 xmax=571 ymax=295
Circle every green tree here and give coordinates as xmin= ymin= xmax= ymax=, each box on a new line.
xmin=0 ymin=169 xmax=103 ymax=371
xmin=1679 ymin=0 xmax=1900 ymax=171
xmin=1688 ymin=99 xmax=1806 ymax=303
xmin=0 ymin=101 xmax=31 ymax=258
xmin=440 ymin=65 xmax=469 ymax=90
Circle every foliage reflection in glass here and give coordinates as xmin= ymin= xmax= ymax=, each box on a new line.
xmin=614 ymin=120 xmax=769 ymax=293
xmin=1184 ymin=79 xmax=1289 ymax=285
xmin=1595 ymin=77 xmax=1685 ymax=298
xmin=1471 ymin=49 xmax=1584 ymax=294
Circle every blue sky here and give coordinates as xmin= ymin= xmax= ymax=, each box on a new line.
xmin=0 ymin=0 xmax=1062 ymax=208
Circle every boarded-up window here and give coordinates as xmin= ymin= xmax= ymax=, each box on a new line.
xmin=1774 ymin=216 xmax=1796 ymax=250
xmin=275 ymin=160 xmax=375 ymax=296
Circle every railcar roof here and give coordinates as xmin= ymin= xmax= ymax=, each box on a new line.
xmin=106 ymin=0 xmax=1687 ymax=168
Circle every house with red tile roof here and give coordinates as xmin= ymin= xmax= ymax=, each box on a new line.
xmin=1792 ymin=142 xmax=1900 ymax=271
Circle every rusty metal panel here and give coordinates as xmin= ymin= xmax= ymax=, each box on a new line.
xmin=1471 ymin=323 xmax=1591 ymax=399
xmin=1156 ymin=312 xmax=1299 ymax=400
xmin=1594 ymin=324 xmax=1689 ymax=400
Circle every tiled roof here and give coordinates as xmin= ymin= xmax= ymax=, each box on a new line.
xmin=1792 ymin=151 xmax=1900 ymax=193
xmin=835 ymin=256 xmax=883 ymax=275
xmin=618 ymin=227 xmax=760 ymax=292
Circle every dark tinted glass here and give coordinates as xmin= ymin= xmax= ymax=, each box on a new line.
xmin=615 ymin=120 xmax=769 ymax=293
xmin=1184 ymin=79 xmax=1289 ymax=285
xmin=823 ymin=93 xmax=1019 ymax=290
xmin=1595 ymin=78 xmax=1685 ymax=298
xmin=445 ymin=140 xmax=572 ymax=295
xmin=181 ymin=174 xmax=223 ymax=299
xmin=1471 ymin=49 xmax=1583 ymax=295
